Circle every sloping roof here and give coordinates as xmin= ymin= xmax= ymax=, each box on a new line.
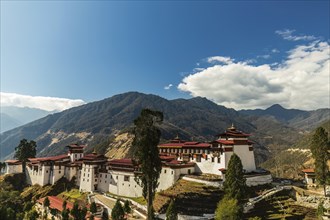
xmin=159 ymin=141 xmax=211 ymax=148
xmin=66 ymin=144 xmax=86 ymax=149
xmin=5 ymin=159 xmax=22 ymax=165
xmin=217 ymin=128 xmax=250 ymax=138
xmin=38 ymin=196 xmax=74 ymax=212
xmin=108 ymin=158 xmax=133 ymax=166
xmin=302 ymin=168 xmax=315 ymax=173
xmin=28 ymin=154 xmax=69 ymax=162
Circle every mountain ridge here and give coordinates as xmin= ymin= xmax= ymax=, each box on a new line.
xmin=1 ymin=92 xmax=328 ymax=166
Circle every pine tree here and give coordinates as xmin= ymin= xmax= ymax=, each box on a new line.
xmin=310 ymin=127 xmax=330 ymax=195
xmin=111 ymin=200 xmax=125 ymax=220
xmin=123 ymin=200 xmax=131 ymax=215
xmin=90 ymin=201 xmax=97 ymax=214
xmin=43 ymin=197 xmax=50 ymax=219
xmin=71 ymin=201 xmax=80 ymax=220
xmin=14 ymin=139 xmax=37 ymax=174
xmin=166 ymin=200 xmax=178 ymax=220
xmin=223 ymin=153 xmax=247 ymax=201
xmin=132 ymin=109 xmax=163 ymax=220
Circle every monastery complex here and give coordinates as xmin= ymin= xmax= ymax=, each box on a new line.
xmin=5 ymin=126 xmax=272 ymax=197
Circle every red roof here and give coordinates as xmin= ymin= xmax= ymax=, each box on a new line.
xmin=302 ymin=168 xmax=315 ymax=173
xmin=67 ymin=144 xmax=86 ymax=149
xmin=28 ymin=154 xmax=69 ymax=162
xmin=108 ymin=158 xmax=133 ymax=166
xmin=80 ymin=153 xmax=107 ymax=161
xmin=160 ymin=155 xmax=176 ymax=161
xmin=38 ymin=196 xmax=74 ymax=212
xmin=217 ymin=129 xmax=250 ymax=138
xmin=159 ymin=142 xmax=211 ymax=148
xmin=214 ymin=140 xmax=234 ymax=145
xmin=5 ymin=159 xmax=22 ymax=165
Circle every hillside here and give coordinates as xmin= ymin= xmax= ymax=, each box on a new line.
xmin=0 ymin=92 xmax=308 ymax=164
xmin=260 ymin=120 xmax=330 ymax=178
xmin=240 ymin=104 xmax=330 ymax=131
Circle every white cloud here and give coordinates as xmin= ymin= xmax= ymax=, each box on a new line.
xmin=178 ymin=41 xmax=330 ymax=110
xmin=275 ymin=29 xmax=317 ymax=41
xmin=272 ymin=48 xmax=280 ymax=53
xmin=0 ymin=92 xmax=86 ymax=111
xmin=257 ymin=54 xmax=271 ymax=59
xmin=164 ymin=84 xmax=173 ymax=90
xmin=207 ymin=56 xmax=234 ymax=64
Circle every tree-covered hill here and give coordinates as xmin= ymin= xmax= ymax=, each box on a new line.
xmin=1 ymin=92 xmax=327 ymax=166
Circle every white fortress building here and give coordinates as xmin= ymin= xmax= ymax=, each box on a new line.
xmin=5 ymin=126 xmax=272 ymax=197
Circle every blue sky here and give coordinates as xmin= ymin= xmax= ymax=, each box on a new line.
xmin=1 ymin=1 xmax=329 ymax=111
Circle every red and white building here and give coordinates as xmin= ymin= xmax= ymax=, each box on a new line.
xmin=159 ymin=125 xmax=256 ymax=176
xmin=5 ymin=144 xmax=195 ymax=197
xmin=5 ymin=125 xmax=271 ymax=196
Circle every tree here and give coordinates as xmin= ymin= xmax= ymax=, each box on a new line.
xmin=90 ymin=201 xmax=97 ymax=214
xmin=166 ymin=200 xmax=178 ymax=220
xmin=310 ymin=127 xmax=330 ymax=196
xmin=132 ymin=109 xmax=163 ymax=220
xmin=14 ymin=139 xmax=37 ymax=174
xmin=62 ymin=200 xmax=70 ymax=220
xmin=25 ymin=208 xmax=39 ymax=220
xmin=80 ymin=207 xmax=87 ymax=220
xmin=223 ymin=153 xmax=247 ymax=202
xmin=123 ymin=200 xmax=131 ymax=215
xmin=111 ymin=199 xmax=125 ymax=220
xmin=43 ymin=196 xmax=50 ymax=219
xmin=215 ymin=196 xmax=242 ymax=220
xmin=71 ymin=201 xmax=80 ymax=220
xmin=0 ymin=162 xmax=6 ymax=173
xmin=317 ymin=201 xmax=325 ymax=219
xmin=70 ymin=202 xmax=87 ymax=220
xmin=61 ymin=208 xmax=70 ymax=220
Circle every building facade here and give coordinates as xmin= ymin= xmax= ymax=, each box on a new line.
xmin=158 ymin=125 xmax=256 ymax=176
xmin=5 ymin=126 xmax=271 ymax=197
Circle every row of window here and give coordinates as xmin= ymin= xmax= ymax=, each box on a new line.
xmin=160 ymin=148 xmax=210 ymax=154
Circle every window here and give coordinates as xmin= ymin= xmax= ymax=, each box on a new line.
xmin=83 ymin=178 xmax=85 ymax=181
xmin=84 ymin=173 xmax=85 ymax=177
xmin=124 ymin=176 xmax=130 ymax=182
xmin=46 ymin=170 xmax=48 ymax=173
xmin=59 ymin=171 xmax=61 ymax=174
xmin=196 ymin=155 xmax=201 ymax=162
xmin=105 ymin=175 xmax=107 ymax=178
xmin=95 ymin=179 xmax=97 ymax=182
xmin=100 ymin=174 xmax=102 ymax=177
xmin=164 ymin=169 xmax=167 ymax=173
xmin=171 ymin=171 xmax=174 ymax=175
xmin=218 ymin=158 xmax=221 ymax=163
xmin=188 ymin=169 xmax=191 ymax=174
xmin=211 ymin=157 xmax=214 ymax=162
xmin=116 ymin=176 xmax=118 ymax=180
xmin=88 ymin=174 xmax=89 ymax=177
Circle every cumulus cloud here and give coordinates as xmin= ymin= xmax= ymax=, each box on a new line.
xmin=275 ymin=29 xmax=317 ymax=41
xmin=178 ymin=41 xmax=330 ymax=110
xmin=207 ymin=56 xmax=234 ymax=64
xmin=164 ymin=84 xmax=173 ymax=90
xmin=0 ymin=92 xmax=86 ymax=111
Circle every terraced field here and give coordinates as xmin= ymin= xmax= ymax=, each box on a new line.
xmin=244 ymin=190 xmax=317 ymax=219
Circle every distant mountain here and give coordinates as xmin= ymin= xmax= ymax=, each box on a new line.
xmin=0 ymin=106 xmax=54 ymax=133
xmin=240 ymin=104 xmax=330 ymax=131
xmin=0 ymin=113 xmax=21 ymax=132
xmin=0 ymin=92 xmax=306 ymax=165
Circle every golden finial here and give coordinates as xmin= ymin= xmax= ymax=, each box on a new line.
xmin=92 ymin=148 xmax=97 ymax=154
xmin=228 ymin=123 xmax=236 ymax=131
